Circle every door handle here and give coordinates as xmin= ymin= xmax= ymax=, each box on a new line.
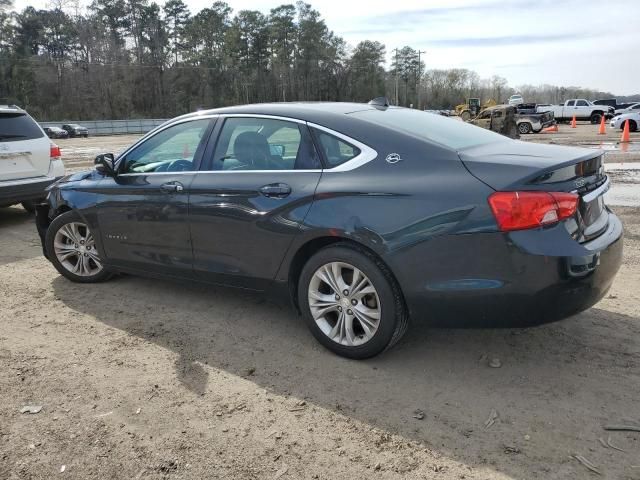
xmin=160 ymin=181 xmax=184 ymax=193
xmin=259 ymin=183 xmax=291 ymax=198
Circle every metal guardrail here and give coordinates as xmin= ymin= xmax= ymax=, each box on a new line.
xmin=39 ymin=118 xmax=168 ymax=136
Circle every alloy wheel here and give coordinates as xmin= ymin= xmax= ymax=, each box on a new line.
xmin=308 ymin=261 xmax=381 ymax=346
xmin=53 ymin=222 xmax=103 ymax=276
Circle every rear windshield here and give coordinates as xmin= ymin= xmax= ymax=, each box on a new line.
xmin=350 ymin=108 xmax=509 ymax=150
xmin=0 ymin=113 xmax=44 ymax=142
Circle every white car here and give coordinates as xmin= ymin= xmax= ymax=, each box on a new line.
xmin=610 ymin=112 xmax=639 ymax=132
xmin=508 ymin=94 xmax=523 ymax=106
xmin=0 ymin=105 xmax=65 ymax=212
xmin=614 ymin=103 xmax=640 ymax=115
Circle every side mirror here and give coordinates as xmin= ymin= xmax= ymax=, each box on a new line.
xmin=94 ymin=153 xmax=116 ymax=176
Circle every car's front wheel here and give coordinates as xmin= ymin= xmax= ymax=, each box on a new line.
xmin=45 ymin=211 xmax=112 ymax=283
xmin=298 ymin=244 xmax=408 ymax=359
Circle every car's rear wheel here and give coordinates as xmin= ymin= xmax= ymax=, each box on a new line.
xmin=625 ymin=119 xmax=638 ymax=132
xmin=518 ymin=122 xmax=532 ymax=134
xmin=298 ymin=244 xmax=408 ymax=359
xmin=45 ymin=211 xmax=112 ymax=283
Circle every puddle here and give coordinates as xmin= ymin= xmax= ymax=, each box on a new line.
xmin=577 ymin=141 xmax=640 ymax=153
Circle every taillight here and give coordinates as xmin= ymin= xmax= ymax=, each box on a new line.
xmin=488 ymin=191 xmax=579 ymax=232
xmin=50 ymin=143 xmax=61 ymax=160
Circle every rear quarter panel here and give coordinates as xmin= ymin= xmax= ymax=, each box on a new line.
xmin=276 ymin=132 xmax=497 ymax=295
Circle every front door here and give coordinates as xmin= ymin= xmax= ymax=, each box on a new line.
xmin=575 ymin=99 xmax=591 ymax=119
xmin=189 ymin=116 xmax=323 ymax=289
xmin=97 ymin=118 xmax=215 ymax=276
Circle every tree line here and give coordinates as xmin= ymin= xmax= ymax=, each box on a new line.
xmin=0 ymin=0 xmax=636 ymax=121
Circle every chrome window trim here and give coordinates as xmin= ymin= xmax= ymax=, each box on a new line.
xmin=218 ymin=113 xmax=307 ymax=124
xmin=118 ymin=170 xmax=323 ymax=176
xmin=115 ymin=113 xmax=377 ymax=175
xmin=307 ymin=122 xmax=378 ymax=172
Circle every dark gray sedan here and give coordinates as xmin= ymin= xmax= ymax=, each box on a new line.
xmin=36 ymin=102 xmax=623 ymax=358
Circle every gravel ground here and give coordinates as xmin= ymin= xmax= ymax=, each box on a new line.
xmin=1 ymin=127 xmax=639 ymax=480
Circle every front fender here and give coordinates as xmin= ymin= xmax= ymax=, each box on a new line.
xmin=43 ymin=172 xmax=106 ymax=259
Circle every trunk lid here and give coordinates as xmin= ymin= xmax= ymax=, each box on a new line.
xmin=460 ymin=141 xmax=609 ymax=242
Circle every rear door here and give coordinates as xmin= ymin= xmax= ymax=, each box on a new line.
xmin=0 ymin=111 xmax=49 ymax=181
xmin=189 ymin=115 xmax=323 ymax=289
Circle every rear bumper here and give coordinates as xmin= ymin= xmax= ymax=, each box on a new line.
xmin=389 ymin=212 xmax=623 ymax=327
xmin=0 ymin=176 xmax=62 ymax=206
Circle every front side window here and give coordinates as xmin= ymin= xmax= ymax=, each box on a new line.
xmin=121 ymin=119 xmax=210 ymax=173
xmin=211 ymin=117 xmax=320 ymax=170
xmin=312 ymin=129 xmax=361 ymax=168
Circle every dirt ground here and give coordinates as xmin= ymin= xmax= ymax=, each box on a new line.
xmin=1 ymin=128 xmax=640 ymax=480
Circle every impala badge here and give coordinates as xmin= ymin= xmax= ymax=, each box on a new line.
xmin=385 ymin=153 xmax=402 ymax=164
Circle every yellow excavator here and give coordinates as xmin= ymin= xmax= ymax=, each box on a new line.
xmin=455 ymin=98 xmax=497 ymax=121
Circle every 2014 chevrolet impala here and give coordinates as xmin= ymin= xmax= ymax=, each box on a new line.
xmin=36 ymin=101 xmax=623 ymax=358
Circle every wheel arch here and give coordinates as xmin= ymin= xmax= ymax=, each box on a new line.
xmin=285 ymin=235 xmax=406 ymax=314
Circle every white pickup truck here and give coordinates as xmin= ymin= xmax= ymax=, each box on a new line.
xmin=536 ymin=99 xmax=614 ymax=124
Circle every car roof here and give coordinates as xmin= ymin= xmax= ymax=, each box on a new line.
xmin=179 ymin=102 xmax=381 ymax=124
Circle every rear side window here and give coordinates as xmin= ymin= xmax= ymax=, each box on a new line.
xmin=211 ymin=117 xmax=321 ymax=171
xmin=0 ymin=113 xmax=44 ymax=142
xmin=566 ymin=100 xmax=575 ymax=107
xmin=312 ymin=129 xmax=360 ymax=168
xmin=350 ymin=108 xmax=509 ymax=150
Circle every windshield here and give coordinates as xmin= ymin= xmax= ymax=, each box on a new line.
xmin=350 ymin=108 xmax=510 ymax=150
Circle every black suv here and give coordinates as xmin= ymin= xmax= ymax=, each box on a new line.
xmin=62 ymin=124 xmax=89 ymax=138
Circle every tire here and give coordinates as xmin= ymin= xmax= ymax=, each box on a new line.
xmin=590 ymin=112 xmax=602 ymax=124
xmin=518 ymin=122 xmax=532 ymax=134
xmin=627 ymin=120 xmax=638 ymax=132
xmin=298 ymin=243 xmax=408 ymax=359
xmin=21 ymin=201 xmax=36 ymax=214
xmin=460 ymin=111 xmax=471 ymax=121
xmin=45 ymin=210 xmax=112 ymax=283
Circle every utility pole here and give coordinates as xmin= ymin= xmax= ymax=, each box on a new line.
xmin=394 ymin=48 xmax=399 ymax=106
xmin=416 ymin=50 xmax=426 ymax=110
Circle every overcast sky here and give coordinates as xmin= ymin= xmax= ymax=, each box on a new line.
xmin=19 ymin=0 xmax=640 ymax=94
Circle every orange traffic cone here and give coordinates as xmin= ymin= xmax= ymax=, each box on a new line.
xmin=620 ymin=119 xmax=631 ymax=143
xmin=598 ymin=115 xmax=606 ymax=135
xmin=570 ymin=115 xmax=577 ymax=128
xmin=542 ymin=124 xmax=558 ymax=133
